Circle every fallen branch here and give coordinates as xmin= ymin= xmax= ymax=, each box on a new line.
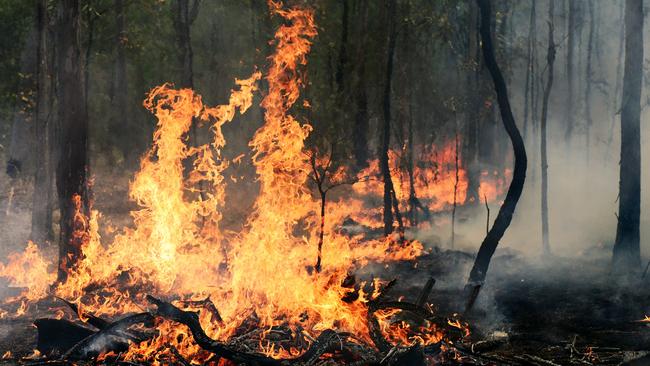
xmin=147 ymin=295 xmax=347 ymax=365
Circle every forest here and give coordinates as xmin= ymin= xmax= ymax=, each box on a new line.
xmin=0 ymin=0 xmax=648 ymax=364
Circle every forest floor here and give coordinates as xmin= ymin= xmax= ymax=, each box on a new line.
xmin=0 ymin=172 xmax=649 ymax=364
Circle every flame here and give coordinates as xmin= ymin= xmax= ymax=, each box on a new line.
xmin=0 ymin=1 xmax=469 ymax=361
xmin=351 ymin=142 xmax=510 ymax=227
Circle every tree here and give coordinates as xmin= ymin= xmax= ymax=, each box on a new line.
xmin=110 ymin=0 xmax=131 ymax=165
xmin=172 ymin=0 xmax=200 ymax=89
xmin=31 ymin=0 xmax=54 ymax=243
xmin=380 ymin=0 xmax=403 ymax=238
xmin=584 ymin=0 xmax=594 ymax=162
xmin=540 ymin=0 xmax=556 ymax=257
xmin=564 ymin=0 xmax=576 ymax=144
xmin=55 ymin=0 xmax=90 ymax=282
xmin=351 ymin=0 xmax=369 ymax=171
xmin=465 ymin=0 xmax=527 ymax=309
xmin=612 ymin=0 xmax=643 ymax=274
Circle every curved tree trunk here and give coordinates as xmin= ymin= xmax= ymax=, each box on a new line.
xmin=612 ymin=0 xmax=643 ymax=274
xmin=465 ymin=0 xmax=527 ymax=297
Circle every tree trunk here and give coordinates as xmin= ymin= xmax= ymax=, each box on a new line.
xmin=564 ymin=0 xmax=576 ymax=145
xmin=522 ymin=2 xmax=535 ymax=143
xmin=612 ymin=0 xmax=643 ymax=274
xmin=335 ymin=0 xmax=349 ymax=94
xmin=352 ymin=0 xmax=369 ymax=171
xmin=465 ymin=0 xmax=527 ymax=295
xmin=31 ymin=0 xmax=54 ymax=244
xmin=55 ymin=0 xmax=90 ymax=282
xmin=381 ymin=0 xmax=398 ymax=237
xmin=464 ymin=2 xmax=480 ymax=206
xmin=606 ymin=3 xmax=625 ymax=158
xmin=110 ymin=0 xmax=130 ymax=165
xmin=584 ymin=0 xmax=594 ymax=163
xmin=540 ymin=0 xmax=556 ymax=257
xmin=172 ymin=0 xmax=198 ymax=89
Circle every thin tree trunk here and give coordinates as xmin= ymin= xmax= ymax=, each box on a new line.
xmin=464 ymin=3 xmax=480 ymax=206
xmin=352 ymin=0 xmax=369 ymax=171
xmin=606 ymin=3 xmax=625 ymax=158
xmin=31 ymin=0 xmax=54 ymax=244
xmin=565 ymin=0 xmax=576 ymax=145
xmin=55 ymin=0 xmax=90 ymax=282
xmin=111 ymin=0 xmax=130 ymax=165
xmin=381 ymin=0 xmax=398 ymax=237
xmin=540 ymin=0 xmax=556 ymax=257
xmin=584 ymin=0 xmax=594 ymax=163
xmin=612 ymin=0 xmax=643 ymax=274
xmin=335 ymin=0 xmax=349 ymax=94
xmin=465 ymin=0 xmax=527 ymax=303
xmin=522 ymin=2 xmax=535 ymax=142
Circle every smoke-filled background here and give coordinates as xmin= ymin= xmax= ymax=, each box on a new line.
xmin=0 ymin=0 xmax=647 ymax=263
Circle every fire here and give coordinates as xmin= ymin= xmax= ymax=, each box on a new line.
xmin=0 ymin=1 xmax=471 ymax=362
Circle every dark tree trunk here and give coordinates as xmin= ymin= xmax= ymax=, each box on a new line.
xmin=352 ymin=0 xmax=369 ymax=171
xmin=465 ymin=0 xmax=527 ymax=294
xmin=172 ymin=0 xmax=199 ymax=89
xmin=335 ymin=0 xmax=349 ymax=94
xmin=612 ymin=0 xmax=643 ymax=274
xmin=55 ymin=0 xmax=90 ymax=282
xmin=606 ymin=3 xmax=625 ymax=157
xmin=381 ymin=0 xmax=398 ymax=237
xmin=522 ymin=2 xmax=535 ymax=142
xmin=31 ymin=0 xmax=54 ymax=244
xmin=464 ymin=3 xmax=480 ymax=206
xmin=564 ymin=0 xmax=576 ymax=145
xmin=110 ymin=0 xmax=130 ymax=165
xmin=540 ymin=0 xmax=556 ymax=257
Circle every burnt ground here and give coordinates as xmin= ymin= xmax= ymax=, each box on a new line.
xmin=0 ymin=249 xmax=648 ymax=364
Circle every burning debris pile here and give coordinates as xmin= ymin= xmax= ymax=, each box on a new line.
xmin=0 ymin=1 xmax=479 ymax=365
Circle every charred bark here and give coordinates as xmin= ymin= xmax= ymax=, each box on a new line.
xmin=612 ymin=0 xmax=643 ymax=274
xmin=540 ymin=0 xmax=556 ymax=257
xmin=352 ymin=0 xmax=369 ymax=171
xmin=465 ymin=0 xmax=527 ymax=294
xmin=381 ymin=0 xmax=398 ymax=237
xmin=55 ymin=0 xmax=90 ymax=282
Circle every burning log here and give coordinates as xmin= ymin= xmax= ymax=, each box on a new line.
xmin=147 ymin=295 xmax=348 ymax=365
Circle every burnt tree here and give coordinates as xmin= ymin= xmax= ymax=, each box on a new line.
xmin=612 ymin=0 xmax=643 ymax=274
xmin=540 ymin=0 xmax=556 ymax=257
xmin=55 ymin=0 xmax=90 ymax=282
xmin=352 ymin=0 xmax=369 ymax=171
xmin=465 ymin=0 xmax=527 ymax=300
xmin=380 ymin=0 xmax=403 ymax=238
